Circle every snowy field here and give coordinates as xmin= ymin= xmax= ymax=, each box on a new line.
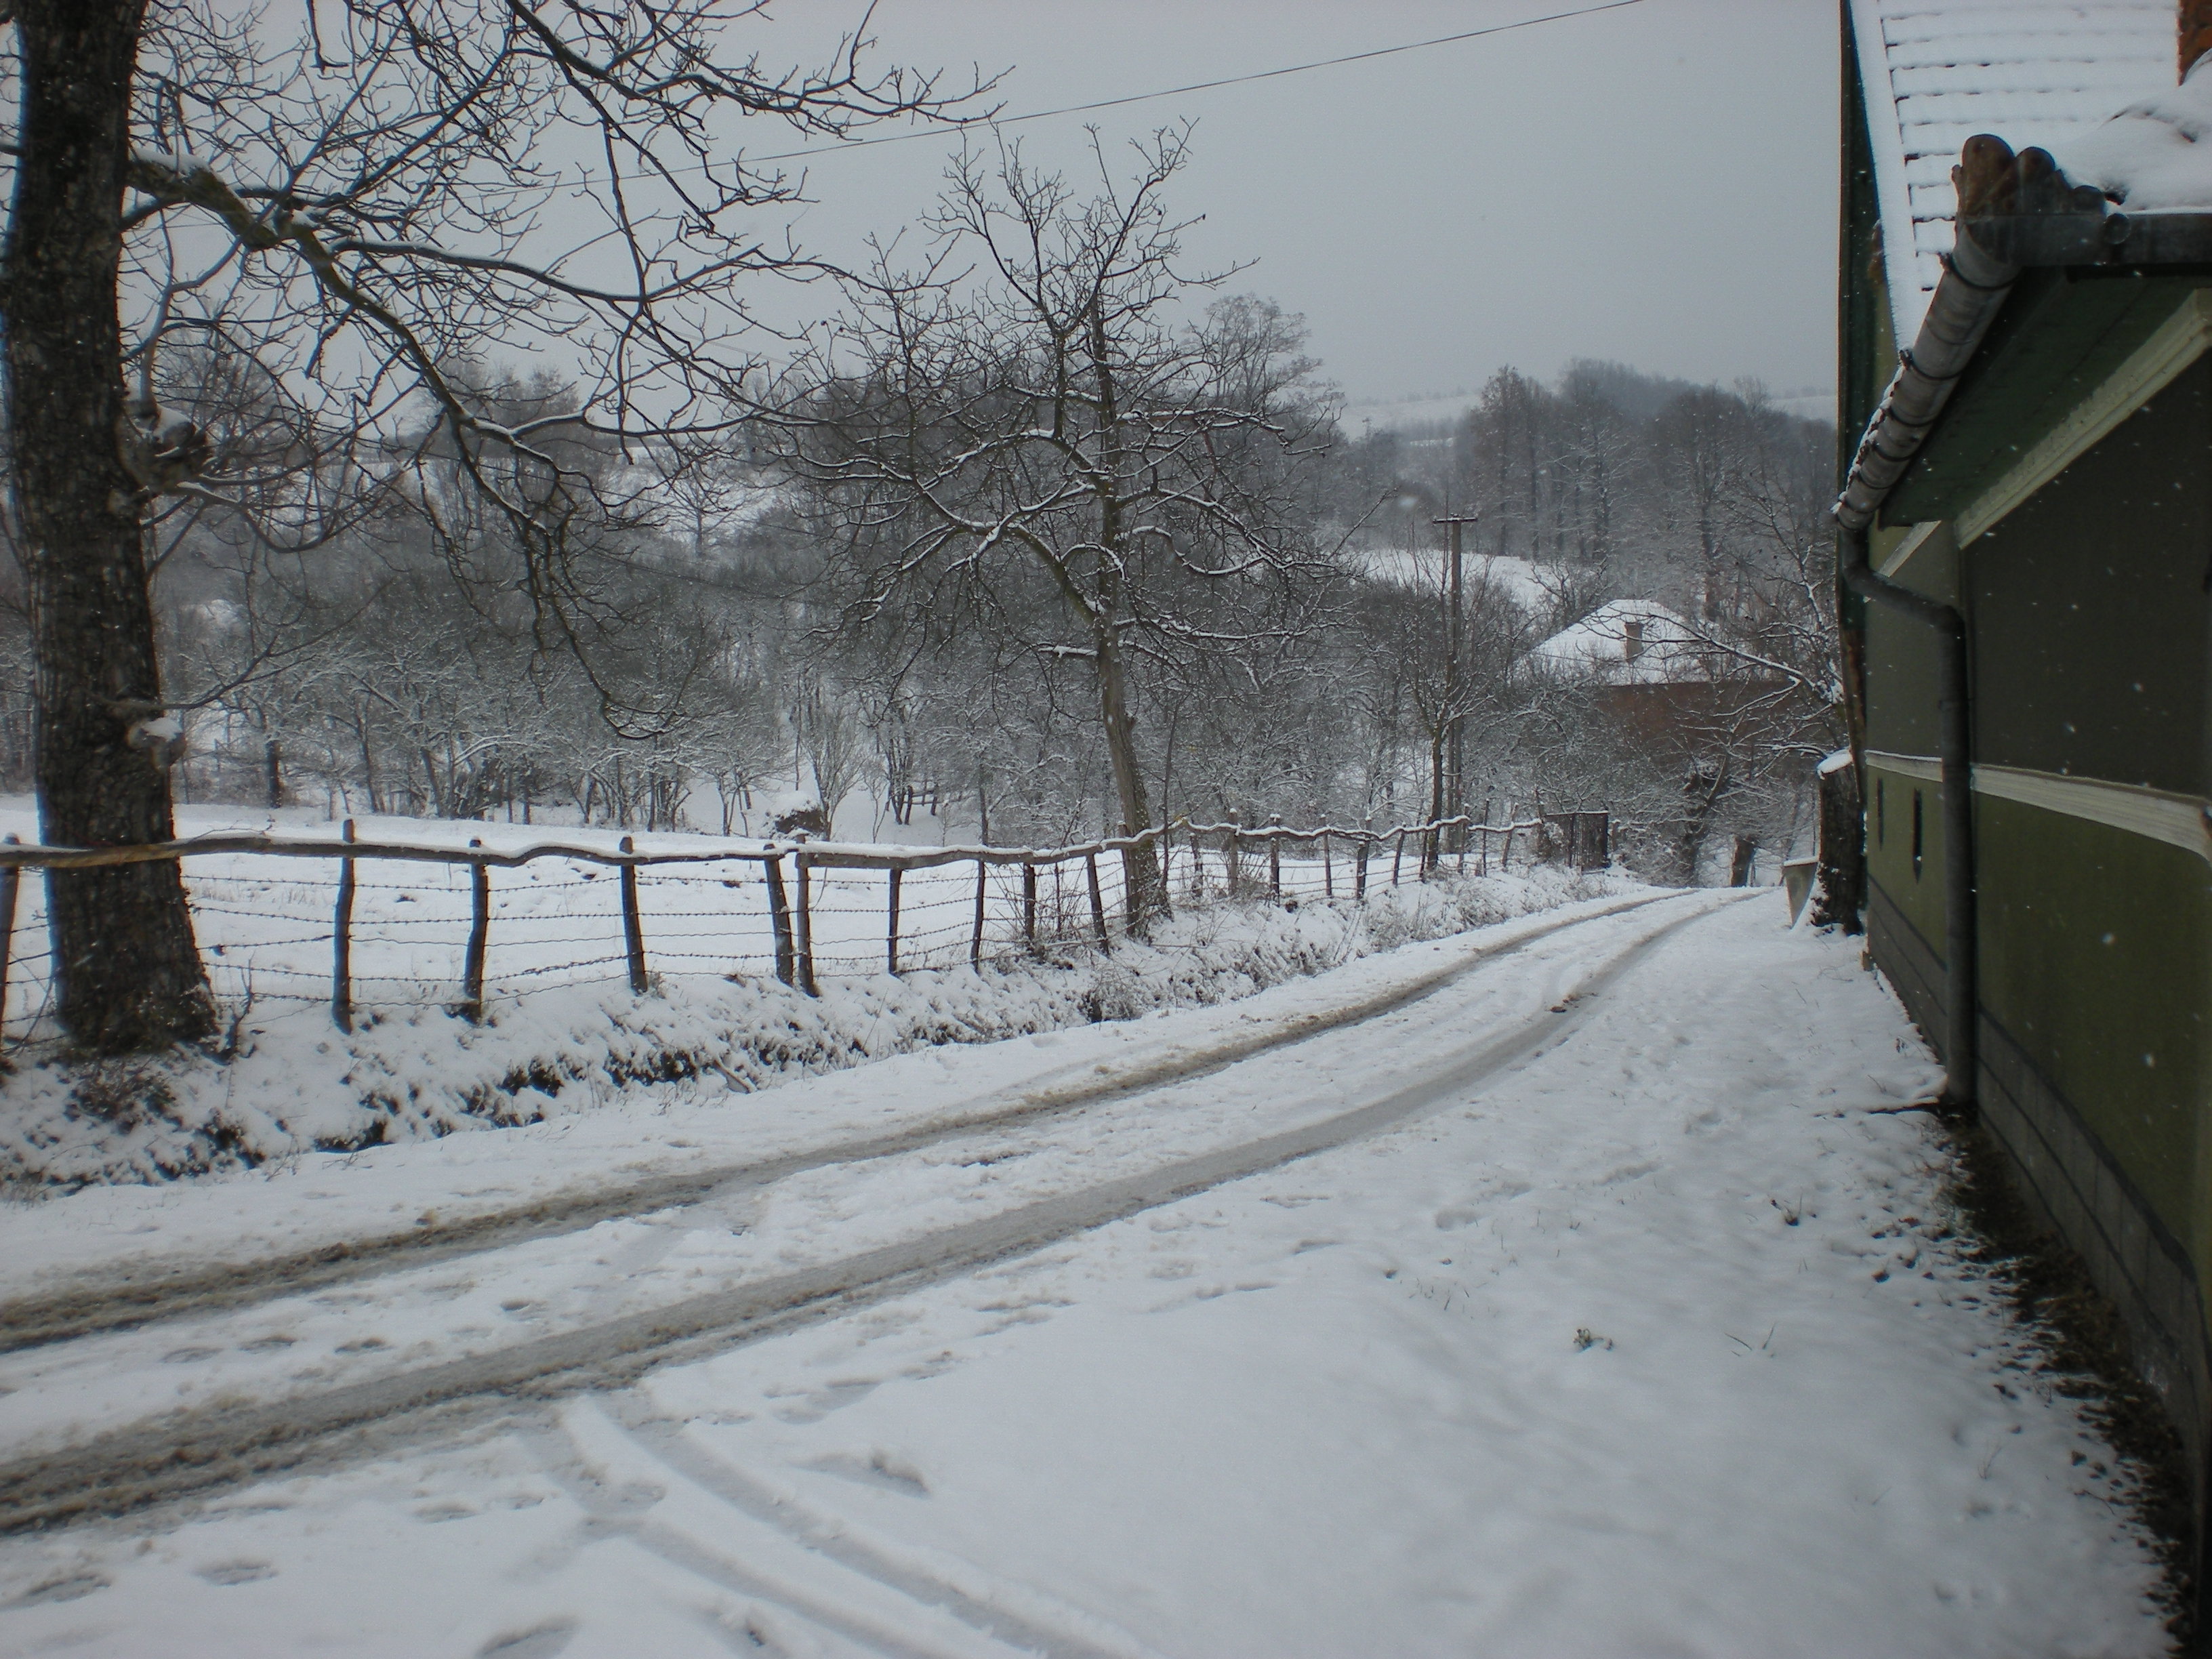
xmin=0 ymin=800 xmax=1169 ymax=1030
xmin=0 ymin=890 xmax=2169 ymax=1657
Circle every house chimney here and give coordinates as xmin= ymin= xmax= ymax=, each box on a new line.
xmin=1622 ymin=618 xmax=1645 ymax=663
xmin=2183 ymin=0 xmax=2212 ymax=79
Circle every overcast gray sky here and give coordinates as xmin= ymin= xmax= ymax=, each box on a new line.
xmin=745 ymin=0 xmax=1839 ymax=413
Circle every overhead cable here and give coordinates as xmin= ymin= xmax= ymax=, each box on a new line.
xmin=745 ymin=0 xmax=1652 ymax=166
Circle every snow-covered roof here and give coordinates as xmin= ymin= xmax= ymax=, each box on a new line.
xmin=1524 ymin=600 xmax=1712 ymax=688
xmin=2056 ymin=54 xmax=2212 ymax=208
xmin=1851 ymin=1 xmax=2174 ymax=343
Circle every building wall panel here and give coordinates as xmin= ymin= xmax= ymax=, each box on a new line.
xmin=1971 ymin=355 xmax=2210 ymax=796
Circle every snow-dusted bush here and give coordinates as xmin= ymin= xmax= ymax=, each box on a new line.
xmin=0 ymin=863 xmax=1628 ymax=1188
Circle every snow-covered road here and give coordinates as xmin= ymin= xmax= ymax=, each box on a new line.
xmin=0 ymin=891 xmax=2171 ymax=1657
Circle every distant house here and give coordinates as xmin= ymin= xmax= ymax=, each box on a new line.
xmin=1839 ymin=0 xmax=2212 ymax=1541
xmin=1523 ymin=597 xmax=1778 ymax=751
xmin=1525 ymin=598 xmax=1793 ymax=882
xmin=1525 ymin=598 xmax=1711 ymax=690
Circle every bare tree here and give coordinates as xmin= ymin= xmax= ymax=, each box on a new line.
xmin=794 ymin=130 xmax=1332 ymax=924
xmin=790 ymin=680 xmax=862 ymax=832
xmin=2 ymin=0 xmax=975 ymax=1046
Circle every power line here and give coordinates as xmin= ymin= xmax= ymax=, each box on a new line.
xmin=743 ymin=0 xmax=1650 ymax=167
xmin=411 ymin=1 xmax=1650 ymax=203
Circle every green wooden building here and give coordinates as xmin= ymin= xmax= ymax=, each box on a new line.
xmin=1841 ymin=0 xmax=2212 ymax=1530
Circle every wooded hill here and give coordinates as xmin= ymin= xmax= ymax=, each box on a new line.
xmin=0 ymin=357 xmax=1833 ymax=886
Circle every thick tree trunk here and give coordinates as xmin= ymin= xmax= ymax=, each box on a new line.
xmin=1425 ymin=723 xmax=1446 ymax=875
xmin=5 ymin=0 xmax=212 ymax=1049
xmin=1094 ymin=630 xmax=1165 ymax=931
xmin=1080 ymin=315 xmax=1166 ymax=933
xmin=1729 ymin=834 xmax=1757 ymax=887
xmin=1676 ymin=759 xmax=1728 ymax=886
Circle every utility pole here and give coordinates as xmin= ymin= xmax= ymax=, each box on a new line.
xmin=1431 ymin=509 xmax=1479 ymax=870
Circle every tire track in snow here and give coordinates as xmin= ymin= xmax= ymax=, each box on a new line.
xmin=0 ymin=891 xmax=1740 ymax=1533
xmin=522 ymin=1408 xmax=1063 ymax=1659
xmin=0 ymin=891 xmax=1677 ymax=1354
xmin=574 ymin=1393 xmax=1166 ymax=1659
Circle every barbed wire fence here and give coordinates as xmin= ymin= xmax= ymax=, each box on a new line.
xmin=0 ymin=808 xmax=1610 ymax=1042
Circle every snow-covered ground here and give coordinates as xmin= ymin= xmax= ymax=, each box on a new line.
xmin=0 ymin=891 xmax=2168 ymax=1656
xmin=1353 ymin=548 xmax=1557 ymax=619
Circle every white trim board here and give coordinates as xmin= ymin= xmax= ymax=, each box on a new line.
xmin=1959 ymin=289 xmax=2212 ymax=545
xmin=1971 ymin=764 xmax=2212 ymax=869
xmin=1864 ymin=750 xmax=1942 ymax=783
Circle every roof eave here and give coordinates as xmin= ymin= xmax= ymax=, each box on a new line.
xmin=1970 ymin=210 xmax=2212 ymax=266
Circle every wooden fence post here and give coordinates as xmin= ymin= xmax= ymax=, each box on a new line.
xmin=1502 ymin=823 xmax=1516 ymax=869
xmin=1391 ymin=830 xmax=1405 ymax=886
xmin=1267 ymin=815 xmax=1282 ymax=902
xmin=1321 ymin=832 xmax=1333 ymax=899
xmin=462 ymin=838 xmax=489 ymax=1021
xmin=0 ymin=836 xmax=20 ymax=1036
xmin=1188 ymin=827 xmax=1204 ymax=896
xmin=619 ymin=834 xmax=648 ymax=994
xmin=764 ymin=855 xmax=794 ymax=986
xmin=1355 ymin=822 xmax=1370 ymax=899
xmin=886 ymin=865 xmax=902 ymax=975
xmin=794 ymin=851 xmax=818 ymax=996
xmin=1021 ymin=860 xmax=1038 ymax=953
xmin=1086 ymin=852 xmax=1110 ymax=950
xmin=970 ymin=857 xmax=987 ymax=968
xmin=1225 ymin=813 xmax=1242 ymax=899
xmin=331 ymin=819 xmax=356 ymax=1031
xmin=1457 ymin=817 xmax=1470 ymax=875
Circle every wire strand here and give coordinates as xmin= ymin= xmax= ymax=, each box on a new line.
xmin=741 ymin=1 xmax=1650 ymax=165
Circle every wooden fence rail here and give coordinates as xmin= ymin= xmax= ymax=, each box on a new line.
xmin=0 ymin=808 xmax=1599 ymax=1033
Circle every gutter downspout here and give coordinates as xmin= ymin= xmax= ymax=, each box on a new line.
xmin=1834 ymin=144 xmax=2024 ymax=1105
xmin=1839 ymin=525 xmax=1980 ymax=1103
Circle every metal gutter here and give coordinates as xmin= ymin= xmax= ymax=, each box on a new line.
xmin=1836 ymin=180 xmax=2024 ymax=535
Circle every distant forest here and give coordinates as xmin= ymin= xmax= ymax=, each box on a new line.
xmin=0 ymin=342 xmax=1837 ymax=884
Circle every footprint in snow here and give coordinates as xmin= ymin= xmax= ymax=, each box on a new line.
xmin=769 ymin=1378 xmax=880 ymax=1423
xmin=477 ymin=1620 xmax=578 ymax=1659
xmin=803 ymin=1448 xmax=930 ymax=1497
xmin=195 ymin=1560 xmax=278 ymax=1586
xmin=7 ymin=1574 xmax=108 ymax=1607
